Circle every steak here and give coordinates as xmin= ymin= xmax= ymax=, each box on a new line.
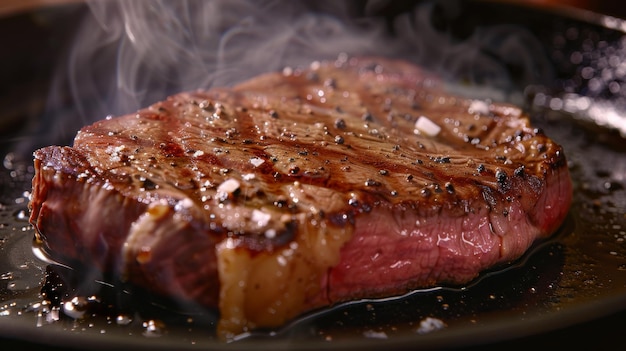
xmin=28 ymin=57 xmax=572 ymax=339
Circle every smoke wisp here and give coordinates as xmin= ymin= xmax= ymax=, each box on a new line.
xmin=24 ymin=0 xmax=553 ymax=154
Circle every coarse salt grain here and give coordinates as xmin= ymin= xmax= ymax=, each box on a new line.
xmin=242 ymin=173 xmax=256 ymax=181
xmin=252 ymin=209 xmax=271 ymax=227
xmin=175 ymin=198 xmax=194 ymax=210
xmin=217 ymin=178 xmax=240 ymax=195
xmin=468 ymin=100 xmax=490 ymax=115
xmin=416 ymin=317 xmax=446 ymax=334
xmin=264 ymin=229 xmax=277 ymax=239
xmin=250 ymin=157 xmax=265 ymax=167
xmin=414 ymin=116 xmax=441 ymax=137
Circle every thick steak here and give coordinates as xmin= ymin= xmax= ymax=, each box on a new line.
xmin=29 ymin=57 xmax=572 ymax=339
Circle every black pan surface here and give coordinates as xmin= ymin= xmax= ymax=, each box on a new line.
xmin=1 ymin=1 xmax=625 ymax=350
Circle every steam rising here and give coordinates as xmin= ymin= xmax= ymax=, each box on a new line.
xmin=64 ymin=0 xmax=396 ymax=119
xmin=27 ymin=0 xmax=553 ymax=153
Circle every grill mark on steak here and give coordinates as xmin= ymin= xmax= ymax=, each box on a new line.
xmin=28 ymin=57 xmax=572 ymax=339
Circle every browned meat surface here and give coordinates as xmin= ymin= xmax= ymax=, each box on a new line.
xmin=28 ymin=57 xmax=572 ymax=339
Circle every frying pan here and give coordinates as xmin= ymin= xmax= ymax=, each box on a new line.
xmin=1 ymin=1 xmax=625 ymax=349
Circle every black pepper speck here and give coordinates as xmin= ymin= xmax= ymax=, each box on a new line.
xmin=433 ymin=184 xmax=443 ymax=193
xmin=434 ymin=156 xmax=451 ymax=164
xmin=445 ymin=182 xmax=455 ymax=194
xmin=495 ymin=169 xmax=510 ymax=191
xmin=365 ymin=179 xmax=381 ymax=187
xmin=335 ymin=118 xmax=347 ymax=129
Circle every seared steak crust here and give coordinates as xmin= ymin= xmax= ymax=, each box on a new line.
xmin=29 ymin=57 xmax=572 ymax=338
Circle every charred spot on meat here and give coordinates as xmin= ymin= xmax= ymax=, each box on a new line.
xmin=28 ymin=57 xmax=572 ymax=339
